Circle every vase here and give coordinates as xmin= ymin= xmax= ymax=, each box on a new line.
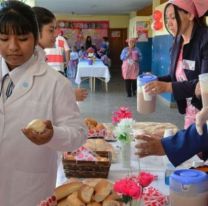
xmin=88 ymin=59 xmax=93 ymax=65
xmin=120 ymin=142 xmax=131 ymax=168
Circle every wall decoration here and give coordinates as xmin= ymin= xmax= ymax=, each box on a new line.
xmin=57 ymin=20 xmax=109 ymax=49
xmin=136 ymin=21 xmax=150 ymax=42
xmin=111 ymin=31 xmax=121 ymax=38
xmin=152 ymin=10 xmax=163 ymax=31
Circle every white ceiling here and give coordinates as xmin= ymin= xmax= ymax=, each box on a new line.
xmin=35 ymin=0 xmax=152 ymax=15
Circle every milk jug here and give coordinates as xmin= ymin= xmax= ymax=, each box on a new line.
xmin=170 ymin=169 xmax=208 ymax=206
xmin=137 ymin=73 xmax=157 ymax=114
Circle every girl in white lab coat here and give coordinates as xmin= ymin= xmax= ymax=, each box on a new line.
xmin=0 ymin=1 xmax=86 ymax=206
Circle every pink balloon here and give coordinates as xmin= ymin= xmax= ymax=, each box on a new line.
xmin=153 ymin=10 xmax=162 ymax=21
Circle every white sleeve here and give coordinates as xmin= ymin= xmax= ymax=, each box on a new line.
xmin=62 ymin=37 xmax=70 ymax=52
xmin=46 ymin=78 xmax=87 ymax=152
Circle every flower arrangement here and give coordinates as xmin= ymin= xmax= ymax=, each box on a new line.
xmin=86 ymin=47 xmax=96 ymax=64
xmin=112 ymin=106 xmax=133 ymax=124
xmin=113 ymin=172 xmax=155 ymax=204
xmin=113 ymin=118 xmax=135 ymax=143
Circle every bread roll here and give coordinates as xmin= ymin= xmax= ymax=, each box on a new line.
xmin=66 ymin=191 xmax=85 ymax=206
xmin=105 ymin=193 xmax=121 ymax=201
xmin=102 ymin=200 xmax=121 ymax=206
xmin=87 ymin=202 xmax=101 ymax=206
xmin=78 ymin=184 xmax=94 ymax=203
xmin=93 ymin=179 xmax=113 ymax=202
xmin=54 ymin=182 xmax=83 ymax=201
xmin=26 ymin=119 xmax=46 ymax=133
xmin=57 ymin=198 xmax=69 ymax=206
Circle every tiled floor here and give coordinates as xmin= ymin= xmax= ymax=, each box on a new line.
xmin=77 ymin=72 xmax=184 ymax=130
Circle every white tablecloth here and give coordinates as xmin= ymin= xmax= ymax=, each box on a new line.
xmin=75 ymin=59 xmax=110 ymax=85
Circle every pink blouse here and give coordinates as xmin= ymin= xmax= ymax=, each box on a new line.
xmin=175 ymin=49 xmax=199 ymax=129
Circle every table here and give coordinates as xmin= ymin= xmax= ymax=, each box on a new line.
xmin=75 ymin=59 xmax=110 ymax=92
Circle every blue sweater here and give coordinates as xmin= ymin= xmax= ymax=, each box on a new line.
xmin=162 ymin=124 xmax=208 ymax=166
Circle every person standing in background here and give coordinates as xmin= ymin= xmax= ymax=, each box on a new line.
xmin=33 ymin=7 xmax=88 ymax=102
xmin=144 ymin=0 xmax=208 ymax=129
xmin=120 ymin=38 xmax=142 ymax=97
xmin=67 ymin=45 xmax=79 ymax=80
xmin=85 ymin=35 xmax=92 ymax=50
xmin=45 ymin=30 xmax=70 ymax=76
xmin=0 ymin=2 xmax=87 ymax=206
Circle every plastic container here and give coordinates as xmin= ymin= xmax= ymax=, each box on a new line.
xmin=170 ymin=169 xmax=208 ymax=206
xmin=164 ymin=162 xmax=175 ymax=185
xmin=137 ymin=73 xmax=157 ymax=114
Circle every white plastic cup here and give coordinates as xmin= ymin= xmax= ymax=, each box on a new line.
xmin=199 ymin=73 xmax=208 ymax=107
xmin=142 ymin=85 xmax=152 ymax=101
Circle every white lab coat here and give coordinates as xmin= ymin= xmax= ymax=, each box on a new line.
xmin=0 ymin=48 xmax=87 ymax=206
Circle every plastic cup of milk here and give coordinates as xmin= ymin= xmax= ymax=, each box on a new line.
xmin=137 ymin=73 xmax=157 ymax=114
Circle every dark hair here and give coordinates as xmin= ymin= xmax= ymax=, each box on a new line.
xmin=164 ymin=3 xmax=189 ymax=36
xmin=85 ymin=35 xmax=92 ymax=50
xmin=164 ymin=3 xmax=207 ymax=36
xmin=32 ymin=7 xmax=55 ymax=33
xmin=0 ymin=1 xmax=38 ymax=42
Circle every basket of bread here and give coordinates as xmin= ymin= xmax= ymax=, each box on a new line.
xmin=84 ymin=117 xmax=107 ymax=138
xmin=62 ymin=146 xmax=112 ymax=178
xmin=39 ymin=178 xmax=122 ymax=206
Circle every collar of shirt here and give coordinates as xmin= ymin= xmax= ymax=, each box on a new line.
xmin=1 ymin=54 xmax=36 ymax=87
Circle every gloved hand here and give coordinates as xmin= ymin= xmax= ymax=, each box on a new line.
xmin=196 ymin=107 xmax=208 ymax=135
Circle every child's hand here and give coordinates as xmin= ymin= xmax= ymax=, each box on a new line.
xmin=22 ymin=120 xmax=53 ymax=145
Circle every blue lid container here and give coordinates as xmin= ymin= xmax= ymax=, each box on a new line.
xmin=170 ymin=169 xmax=208 ymax=194
xmin=137 ymin=73 xmax=157 ymax=86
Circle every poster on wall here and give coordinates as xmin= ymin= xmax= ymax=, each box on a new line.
xmin=57 ymin=20 xmax=109 ymax=49
xmin=136 ymin=21 xmax=150 ymax=42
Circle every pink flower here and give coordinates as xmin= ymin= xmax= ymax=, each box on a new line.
xmin=114 ymin=177 xmax=141 ymax=200
xmin=137 ymin=172 xmax=155 ymax=187
xmin=112 ymin=106 xmax=133 ymax=124
xmin=113 ymin=172 xmax=155 ymax=203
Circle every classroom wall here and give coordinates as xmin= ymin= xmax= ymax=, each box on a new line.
xmin=151 ymin=2 xmax=175 ymax=106
xmin=128 ymin=16 xmax=152 ymax=73
xmin=55 ymin=14 xmax=130 ymax=29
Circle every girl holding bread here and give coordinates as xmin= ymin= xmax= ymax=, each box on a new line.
xmin=0 ymin=1 xmax=87 ymax=206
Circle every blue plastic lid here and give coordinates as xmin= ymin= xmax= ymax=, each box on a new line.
xmin=137 ymin=73 xmax=157 ymax=84
xmin=170 ymin=169 xmax=208 ymax=185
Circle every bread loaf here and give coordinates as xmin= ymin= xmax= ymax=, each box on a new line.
xmin=54 ymin=182 xmax=83 ymax=201
xmin=102 ymin=200 xmax=121 ymax=206
xmin=78 ymin=184 xmax=94 ymax=203
xmin=87 ymin=202 xmax=101 ymax=206
xmin=105 ymin=193 xmax=121 ymax=201
xmin=66 ymin=191 xmax=85 ymax=206
xmin=93 ymin=179 xmax=113 ymax=202
xmin=57 ymin=198 xmax=69 ymax=206
xmin=26 ymin=119 xmax=46 ymax=133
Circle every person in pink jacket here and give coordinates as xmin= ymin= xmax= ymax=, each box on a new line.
xmin=120 ymin=38 xmax=142 ymax=97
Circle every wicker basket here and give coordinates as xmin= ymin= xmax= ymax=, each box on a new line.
xmin=62 ymin=151 xmax=112 ymax=178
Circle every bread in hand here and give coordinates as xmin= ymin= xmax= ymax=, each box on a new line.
xmin=78 ymin=184 xmax=94 ymax=203
xmin=26 ymin=119 xmax=46 ymax=133
xmin=54 ymin=182 xmax=83 ymax=201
